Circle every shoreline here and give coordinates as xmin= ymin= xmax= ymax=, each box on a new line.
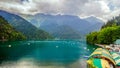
xmin=95 ymin=44 xmax=108 ymax=48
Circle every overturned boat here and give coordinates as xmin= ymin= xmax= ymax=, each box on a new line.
xmin=87 ymin=48 xmax=116 ymax=68
xmin=111 ymin=52 xmax=120 ymax=68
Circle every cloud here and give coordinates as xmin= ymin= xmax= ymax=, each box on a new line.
xmin=80 ymin=0 xmax=111 ymax=21
xmin=0 ymin=0 xmax=88 ymax=15
xmin=0 ymin=0 xmax=120 ymax=22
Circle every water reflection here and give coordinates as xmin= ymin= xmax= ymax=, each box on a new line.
xmin=0 ymin=40 xmax=97 ymax=68
xmin=0 ymin=58 xmax=87 ymax=68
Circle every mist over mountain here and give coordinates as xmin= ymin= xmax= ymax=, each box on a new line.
xmin=82 ymin=16 xmax=104 ymax=34
xmin=0 ymin=9 xmax=104 ymax=39
xmin=0 ymin=10 xmax=53 ymax=40
xmin=84 ymin=16 xmax=104 ymax=25
xmin=22 ymin=13 xmax=104 ymax=39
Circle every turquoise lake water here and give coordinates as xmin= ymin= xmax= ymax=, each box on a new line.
xmin=0 ymin=40 xmax=98 ymax=68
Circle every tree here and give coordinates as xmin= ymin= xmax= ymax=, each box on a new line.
xmin=86 ymin=26 xmax=120 ymax=45
xmin=0 ymin=16 xmax=26 ymax=41
xmin=86 ymin=32 xmax=98 ymax=44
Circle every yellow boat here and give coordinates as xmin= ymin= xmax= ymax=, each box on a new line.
xmin=87 ymin=48 xmax=116 ymax=68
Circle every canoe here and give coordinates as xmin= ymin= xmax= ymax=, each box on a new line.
xmin=87 ymin=58 xmax=112 ymax=68
xmin=87 ymin=48 xmax=116 ymax=68
xmin=111 ymin=52 xmax=120 ymax=67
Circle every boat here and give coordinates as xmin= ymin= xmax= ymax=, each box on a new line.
xmin=110 ymin=52 xmax=120 ymax=68
xmin=87 ymin=48 xmax=116 ymax=68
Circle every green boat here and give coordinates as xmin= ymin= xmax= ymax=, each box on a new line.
xmin=111 ymin=52 xmax=120 ymax=67
xmin=87 ymin=48 xmax=116 ymax=68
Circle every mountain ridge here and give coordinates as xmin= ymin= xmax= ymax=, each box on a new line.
xmin=0 ymin=10 xmax=104 ymax=39
xmin=0 ymin=10 xmax=53 ymax=40
xmin=0 ymin=16 xmax=26 ymax=41
xmin=21 ymin=13 xmax=104 ymax=39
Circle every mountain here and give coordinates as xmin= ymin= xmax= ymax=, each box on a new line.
xmin=22 ymin=14 xmax=104 ymax=39
xmin=0 ymin=16 xmax=26 ymax=41
xmin=0 ymin=10 xmax=53 ymax=40
xmin=52 ymin=25 xmax=81 ymax=39
xmin=83 ymin=16 xmax=104 ymax=25
xmin=82 ymin=16 xmax=104 ymax=34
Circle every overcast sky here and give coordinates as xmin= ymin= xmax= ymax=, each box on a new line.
xmin=0 ymin=0 xmax=120 ymax=22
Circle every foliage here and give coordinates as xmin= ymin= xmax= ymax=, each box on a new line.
xmin=86 ymin=32 xmax=98 ymax=44
xmin=97 ymin=27 xmax=117 ymax=44
xmin=0 ymin=16 xmax=26 ymax=41
xmin=86 ymin=26 xmax=120 ymax=44
xmin=9 ymin=16 xmax=54 ymax=40
xmin=87 ymin=15 xmax=120 ymax=45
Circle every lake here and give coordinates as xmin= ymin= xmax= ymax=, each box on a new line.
xmin=0 ymin=40 xmax=98 ymax=68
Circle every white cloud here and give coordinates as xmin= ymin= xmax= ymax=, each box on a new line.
xmin=0 ymin=0 xmax=120 ymax=22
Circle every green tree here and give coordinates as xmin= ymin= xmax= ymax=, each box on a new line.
xmin=86 ymin=26 xmax=120 ymax=45
xmin=87 ymin=14 xmax=120 ymax=45
xmin=0 ymin=16 xmax=26 ymax=41
xmin=86 ymin=32 xmax=98 ymax=44
xmin=97 ymin=27 xmax=117 ymax=44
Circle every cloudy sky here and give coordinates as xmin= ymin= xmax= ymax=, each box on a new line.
xmin=0 ymin=0 xmax=120 ymax=22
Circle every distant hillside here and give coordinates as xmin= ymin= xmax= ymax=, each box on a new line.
xmin=84 ymin=16 xmax=104 ymax=25
xmin=83 ymin=16 xmax=104 ymax=34
xmin=50 ymin=25 xmax=81 ymax=39
xmin=0 ymin=16 xmax=26 ymax=41
xmin=0 ymin=10 xmax=53 ymax=40
xmin=84 ymin=16 xmax=104 ymax=29
xmin=22 ymin=14 xmax=104 ymax=39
